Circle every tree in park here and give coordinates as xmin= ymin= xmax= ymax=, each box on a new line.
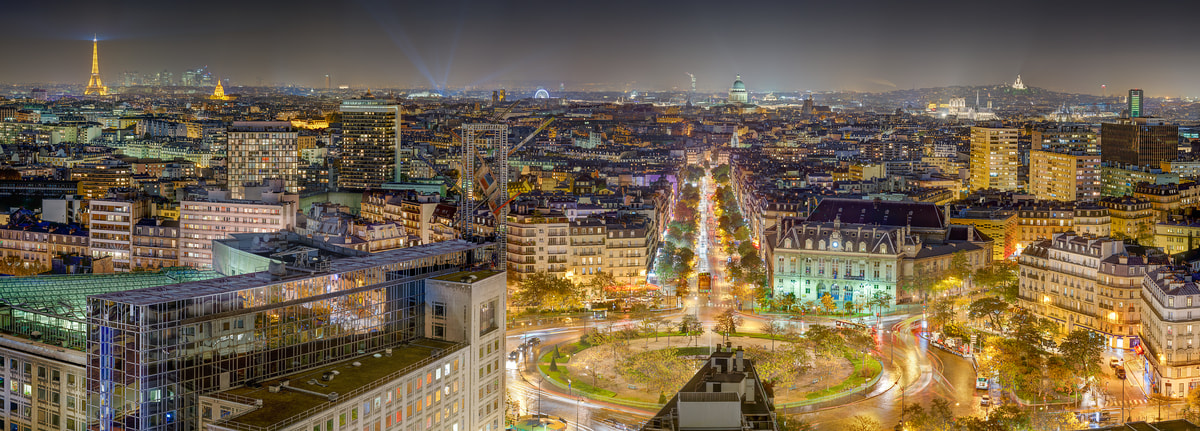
xmin=714 ymin=309 xmax=743 ymax=341
xmin=1057 ymin=329 xmax=1107 ymax=386
xmin=774 ymin=292 xmax=796 ymax=312
xmin=842 ymin=300 xmax=856 ymax=316
xmin=947 ymin=251 xmax=972 ymax=283
xmin=927 ymin=296 xmax=957 ymax=330
xmin=968 ymin=296 xmax=1010 ymax=331
xmin=820 ymin=293 xmax=837 ymax=315
xmin=619 ymin=349 xmax=690 ymax=394
xmin=679 ymin=314 xmax=704 ymax=346
xmin=584 ymin=271 xmax=617 ymax=302
xmin=1185 ymin=386 xmax=1200 ymax=422
xmin=1007 ymin=307 xmax=1059 ymax=350
xmin=514 ymin=272 xmax=581 ymax=310
xmin=842 ymin=415 xmax=881 ymax=431
xmin=640 ymin=315 xmax=669 ymax=341
xmin=763 ymin=319 xmax=786 ymax=352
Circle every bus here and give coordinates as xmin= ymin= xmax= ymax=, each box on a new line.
xmin=697 ymin=272 xmax=712 ymax=294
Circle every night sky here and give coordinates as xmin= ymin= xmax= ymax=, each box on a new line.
xmin=3 ymin=0 xmax=1200 ymax=96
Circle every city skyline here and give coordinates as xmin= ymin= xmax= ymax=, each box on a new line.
xmin=4 ymin=0 xmax=1200 ymax=96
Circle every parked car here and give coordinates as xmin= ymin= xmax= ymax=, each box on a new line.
xmin=1116 ymin=367 xmax=1127 ymax=380
xmin=975 ymin=377 xmax=989 ymax=390
xmin=1110 ymin=357 xmax=1122 ymax=368
xmin=980 ymin=394 xmax=990 ymax=406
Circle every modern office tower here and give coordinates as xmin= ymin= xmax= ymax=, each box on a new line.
xmin=339 ymin=93 xmax=401 ymax=190
xmin=1018 ymin=232 xmax=1165 ymax=350
xmin=227 ymin=122 xmax=300 ymax=199
xmin=1029 ymin=149 xmax=1101 ymax=202
xmin=84 ymin=36 xmax=107 ymax=96
xmin=71 ymin=159 xmax=133 ymax=199
xmin=1101 ymin=118 xmax=1179 ymax=169
xmin=969 ymin=126 xmax=1019 ymax=191
xmin=88 ymin=197 xmax=151 ymax=272
xmin=324 ymin=74 xmax=331 ymax=90
xmin=84 ymin=240 xmax=500 ymax=431
xmin=642 ymin=346 xmax=777 ymax=431
xmin=0 ymin=268 xmax=221 ymax=431
xmin=1031 ymin=124 xmax=1098 ymax=154
xmin=728 ymin=75 xmax=748 ymax=104
xmin=1140 ymin=265 xmax=1200 ymax=398
xmin=178 ymin=197 xmax=298 ymax=269
xmin=1129 ymin=88 xmax=1144 ymax=118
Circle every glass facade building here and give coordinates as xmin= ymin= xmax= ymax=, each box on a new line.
xmin=85 ymin=240 xmax=494 ymax=431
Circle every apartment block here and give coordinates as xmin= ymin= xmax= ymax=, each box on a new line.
xmin=179 ymin=198 xmax=297 ymax=269
xmin=1018 ymin=232 xmax=1164 ymax=349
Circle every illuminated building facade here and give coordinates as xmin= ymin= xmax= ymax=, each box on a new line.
xmin=85 ymin=240 xmax=501 ymax=431
xmin=1101 ymin=118 xmax=1178 ymax=169
xmin=766 ymin=199 xmax=990 ymax=307
xmin=1029 ymin=149 xmax=1100 ymax=202
xmin=1019 ymin=232 xmax=1164 ymax=349
xmin=969 ymin=126 xmax=1019 ymax=191
xmin=1129 ymin=88 xmax=1144 ymax=118
xmin=338 ymin=94 xmax=401 ymax=190
xmin=1140 ymin=265 xmax=1200 ymax=398
xmin=226 ymin=122 xmax=300 ymax=199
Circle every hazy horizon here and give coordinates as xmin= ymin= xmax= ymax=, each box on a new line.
xmin=4 ymin=0 xmax=1199 ymax=97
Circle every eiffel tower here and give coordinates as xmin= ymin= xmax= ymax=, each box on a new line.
xmin=84 ymin=36 xmax=107 ymax=96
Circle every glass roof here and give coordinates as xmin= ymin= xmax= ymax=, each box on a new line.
xmin=0 ymin=267 xmax=221 ymax=322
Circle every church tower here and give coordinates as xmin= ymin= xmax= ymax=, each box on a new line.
xmin=84 ymin=36 xmax=107 ymax=96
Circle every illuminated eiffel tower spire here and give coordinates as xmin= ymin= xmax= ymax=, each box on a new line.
xmin=85 ymin=35 xmax=107 ymax=96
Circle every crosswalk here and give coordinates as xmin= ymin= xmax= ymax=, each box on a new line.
xmin=1102 ymin=398 xmax=1148 ymax=407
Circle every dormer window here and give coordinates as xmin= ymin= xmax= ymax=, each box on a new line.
xmin=880 ymin=244 xmax=888 ymax=253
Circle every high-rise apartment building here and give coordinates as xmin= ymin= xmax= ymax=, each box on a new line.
xmin=1129 ymin=88 xmax=1144 ymax=118
xmin=339 ymin=94 xmax=401 ymax=190
xmin=969 ymin=126 xmax=1019 ymax=191
xmin=1101 ymin=118 xmax=1178 ymax=169
xmin=227 ymin=121 xmax=299 ymax=199
xmin=1029 ymin=150 xmax=1101 ymax=202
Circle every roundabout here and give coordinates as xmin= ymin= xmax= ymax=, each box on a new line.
xmin=535 ymin=333 xmax=883 ymax=408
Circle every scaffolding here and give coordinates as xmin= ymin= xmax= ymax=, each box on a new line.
xmin=0 ymin=267 xmax=220 ymax=349
xmin=458 ymin=123 xmax=509 ymax=267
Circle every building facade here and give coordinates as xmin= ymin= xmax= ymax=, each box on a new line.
xmin=1141 ymin=265 xmax=1200 ymax=398
xmin=1029 ymin=150 xmax=1100 ymax=203
xmin=1018 ymin=232 xmax=1164 ymax=348
xmin=1101 ymin=118 xmax=1178 ymax=169
xmin=969 ymin=127 xmax=1019 ymax=191
xmin=86 ymin=241 xmax=499 ymax=431
xmin=339 ymin=95 xmax=401 ymax=190
xmin=226 ymin=122 xmax=300 ymax=199
xmin=178 ymin=198 xmax=298 ymax=269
